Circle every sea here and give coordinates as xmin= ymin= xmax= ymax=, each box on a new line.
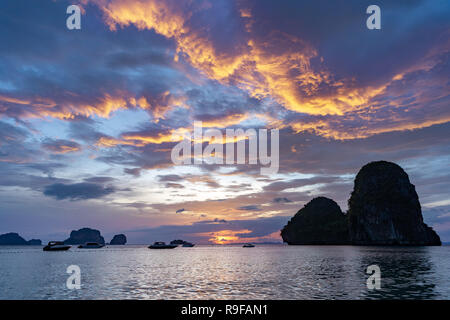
xmin=0 ymin=245 xmax=449 ymax=299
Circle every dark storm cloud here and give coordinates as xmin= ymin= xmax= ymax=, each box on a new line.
xmin=43 ymin=182 xmax=116 ymax=200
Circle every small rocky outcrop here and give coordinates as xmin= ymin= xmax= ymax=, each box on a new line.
xmin=0 ymin=233 xmax=42 ymax=245
xmin=27 ymin=239 xmax=42 ymax=245
xmin=64 ymin=228 xmax=105 ymax=245
xmin=281 ymin=197 xmax=349 ymax=245
xmin=110 ymin=234 xmax=127 ymax=245
xmin=348 ymin=161 xmax=441 ymax=245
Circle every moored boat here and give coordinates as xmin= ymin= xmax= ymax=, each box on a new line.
xmin=78 ymin=242 xmax=104 ymax=249
xmin=243 ymin=243 xmax=255 ymax=248
xmin=43 ymin=241 xmax=71 ymax=251
xmin=182 ymin=242 xmax=195 ymax=247
xmin=148 ymin=241 xmax=177 ymax=249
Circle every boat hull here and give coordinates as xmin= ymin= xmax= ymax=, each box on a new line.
xmin=78 ymin=245 xmax=105 ymax=249
xmin=43 ymin=245 xmax=71 ymax=251
xmin=148 ymin=245 xmax=177 ymax=249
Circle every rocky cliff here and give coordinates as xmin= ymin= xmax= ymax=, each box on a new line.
xmin=347 ymin=161 xmax=441 ymax=245
xmin=281 ymin=197 xmax=349 ymax=245
xmin=64 ymin=228 xmax=105 ymax=245
xmin=281 ymin=161 xmax=441 ymax=246
xmin=109 ymin=234 xmax=127 ymax=245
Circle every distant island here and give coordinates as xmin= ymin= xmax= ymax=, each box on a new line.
xmin=109 ymin=234 xmax=127 ymax=245
xmin=0 ymin=232 xmax=42 ymax=245
xmin=64 ymin=228 xmax=106 ymax=245
xmin=0 ymin=228 xmax=130 ymax=246
xmin=281 ymin=161 xmax=441 ymax=246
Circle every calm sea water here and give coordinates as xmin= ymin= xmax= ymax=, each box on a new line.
xmin=0 ymin=245 xmax=449 ymax=300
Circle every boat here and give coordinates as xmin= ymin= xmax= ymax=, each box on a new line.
xmin=148 ymin=241 xmax=177 ymax=249
xmin=78 ymin=242 xmax=105 ymax=249
xmin=243 ymin=243 xmax=255 ymax=248
xmin=43 ymin=241 xmax=71 ymax=251
xmin=182 ymin=242 xmax=195 ymax=247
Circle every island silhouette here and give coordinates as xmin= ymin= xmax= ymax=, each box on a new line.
xmin=281 ymin=161 xmax=441 ymax=246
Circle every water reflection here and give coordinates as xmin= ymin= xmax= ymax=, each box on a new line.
xmin=358 ymin=247 xmax=437 ymax=299
xmin=0 ymin=245 xmax=448 ymax=299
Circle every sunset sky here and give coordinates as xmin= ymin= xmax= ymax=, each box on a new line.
xmin=0 ymin=0 xmax=449 ymax=244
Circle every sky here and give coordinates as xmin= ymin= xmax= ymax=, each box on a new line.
xmin=0 ymin=0 xmax=449 ymax=244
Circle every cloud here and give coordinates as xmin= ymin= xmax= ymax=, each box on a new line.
xmin=87 ymin=0 xmax=450 ymax=130
xmin=0 ymin=121 xmax=44 ymax=164
xmin=237 ymin=205 xmax=261 ymax=211
xmin=0 ymin=0 xmax=190 ymax=122
xmin=158 ymin=174 xmax=183 ymax=182
xmin=83 ymin=176 xmax=116 ymax=184
xmin=175 ymin=208 xmax=186 ymax=214
xmin=41 ymin=139 xmax=81 ymax=154
xmin=263 ymin=176 xmax=340 ymax=192
xmin=124 ymin=167 xmax=141 ymax=177
xmin=273 ymin=197 xmax=292 ymax=203
xmin=166 ymin=182 xmax=184 ymax=189
xmin=43 ymin=182 xmax=116 ymax=201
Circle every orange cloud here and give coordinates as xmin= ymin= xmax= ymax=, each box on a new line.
xmin=89 ymin=0 xmax=390 ymax=117
xmin=122 ymin=130 xmax=181 ymax=144
xmin=0 ymin=95 xmax=31 ymax=105
xmin=95 ymin=136 xmax=143 ymax=147
xmin=0 ymin=93 xmax=132 ymax=120
xmin=0 ymin=88 xmax=189 ymax=122
xmin=85 ymin=0 xmax=450 ymax=142
xmin=45 ymin=145 xmax=81 ymax=154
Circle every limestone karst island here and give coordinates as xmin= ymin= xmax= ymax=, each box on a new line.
xmin=281 ymin=161 xmax=441 ymax=246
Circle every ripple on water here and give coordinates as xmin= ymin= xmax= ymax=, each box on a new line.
xmin=0 ymin=245 xmax=449 ymax=299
